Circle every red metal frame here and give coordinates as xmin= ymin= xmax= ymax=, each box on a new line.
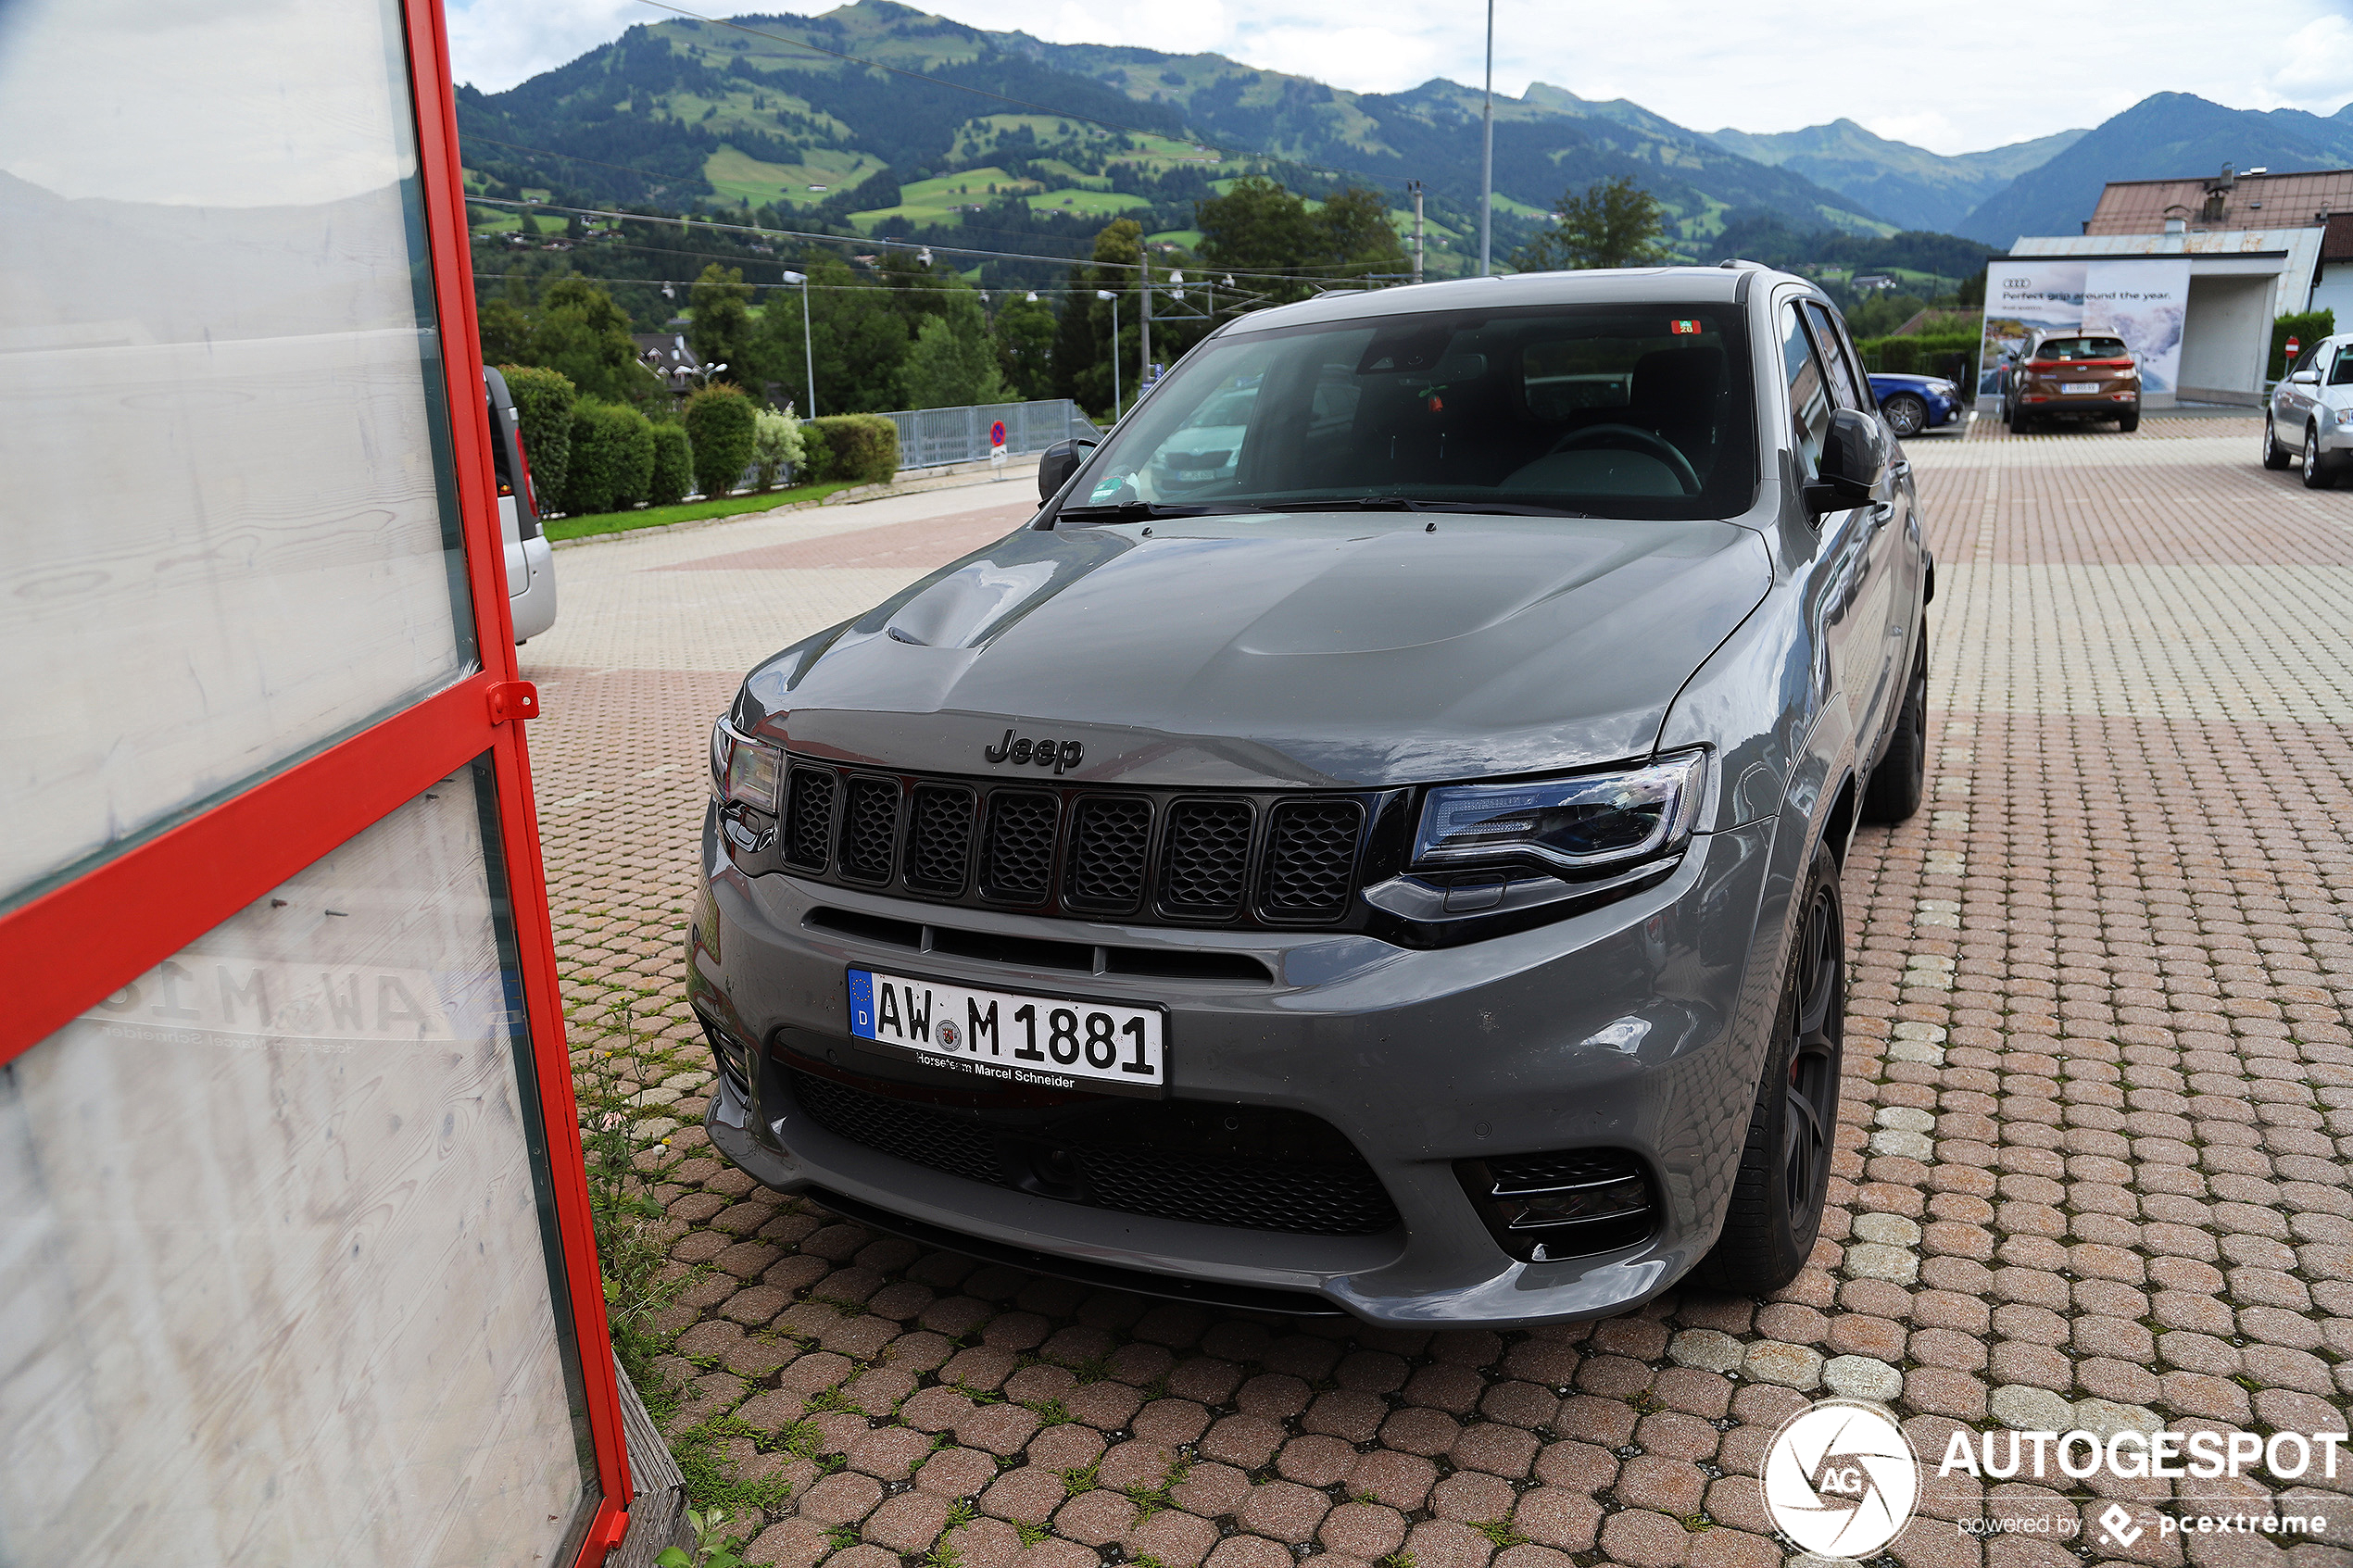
xmin=0 ymin=0 xmax=633 ymax=1558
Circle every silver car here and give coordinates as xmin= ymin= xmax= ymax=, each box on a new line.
xmin=691 ymin=266 xmax=1931 ymax=1324
xmin=485 ymin=367 xmax=558 ymax=643
xmin=2264 ymin=333 xmax=2353 ymax=489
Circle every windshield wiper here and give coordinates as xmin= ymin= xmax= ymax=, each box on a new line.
xmin=1277 ymin=497 xmax=1592 ymax=519
xmin=1055 ymin=500 xmax=1271 ymax=521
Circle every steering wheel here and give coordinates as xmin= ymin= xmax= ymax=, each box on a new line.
xmin=1545 ymin=423 xmax=1701 ymax=495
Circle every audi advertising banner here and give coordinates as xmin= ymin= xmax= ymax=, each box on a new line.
xmin=1978 ymin=257 xmax=2191 ymax=407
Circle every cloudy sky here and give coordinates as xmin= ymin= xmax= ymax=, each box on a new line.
xmin=447 ymin=0 xmax=2353 ymax=155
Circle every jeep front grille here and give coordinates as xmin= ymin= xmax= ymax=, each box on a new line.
xmin=770 ymin=757 xmax=1384 ymax=931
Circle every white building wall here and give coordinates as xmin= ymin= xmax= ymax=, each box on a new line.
xmin=2309 ymin=261 xmax=2353 ymax=327
xmin=2179 ymin=274 xmax=2275 ymax=401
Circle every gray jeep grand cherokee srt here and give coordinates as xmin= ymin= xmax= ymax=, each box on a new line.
xmin=692 ymin=265 xmax=1931 ymax=1326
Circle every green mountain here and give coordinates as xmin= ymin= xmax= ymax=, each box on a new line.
xmin=454 ymin=0 xmax=1899 ymax=274
xmin=1709 ymin=119 xmax=2085 ymax=234
xmin=1957 ymin=92 xmax=2353 ymax=244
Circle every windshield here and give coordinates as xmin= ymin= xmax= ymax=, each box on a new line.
xmin=2032 ymin=337 xmax=2129 ymax=361
xmin=1067 ymin=303 xmax=1756 ymax=521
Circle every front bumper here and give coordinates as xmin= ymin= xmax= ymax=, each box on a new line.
xmin=691 ymin=807 xmax=1782 ymax=1327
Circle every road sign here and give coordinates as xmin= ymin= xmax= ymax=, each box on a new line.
xmin=988 ymin=420 xmax=1007 ymax=448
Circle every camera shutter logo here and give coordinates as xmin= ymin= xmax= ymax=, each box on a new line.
xmin=1762 ymin=1399 xmax=1920 ymax=1558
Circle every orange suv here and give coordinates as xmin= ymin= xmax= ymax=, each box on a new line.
xmin=2004 ymin=332 xmax=2141 ymax=433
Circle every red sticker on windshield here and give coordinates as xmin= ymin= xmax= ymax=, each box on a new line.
xmin=1669 ymin=319 xmax=1702 ymax=335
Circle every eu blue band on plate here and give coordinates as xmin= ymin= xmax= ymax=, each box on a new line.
xmin=848 ymin=968 xmax=876 ymax=1038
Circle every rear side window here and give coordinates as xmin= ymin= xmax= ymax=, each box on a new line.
xmin=1802 ymin=303 xmax=1867 ymax=411
xmin=1780 ymin=304 xmax=1834 ymax=477
xmin=2331 ymin=348 xmax=2353 ymax=386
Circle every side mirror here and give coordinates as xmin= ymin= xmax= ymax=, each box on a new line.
xmin=1038 ymin=438 xmax=1096 ymax=503
xmin=1803 ymin=408 xmax=1888 ymax=515
xmin=2292 ymin=368 xmax=2322 ymax=384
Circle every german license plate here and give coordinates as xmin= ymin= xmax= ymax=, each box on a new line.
xmin=847 ymin=968 xmax=1166 ymax=1098
xmin=2062 ymin=382 xmax=2098 ymax=394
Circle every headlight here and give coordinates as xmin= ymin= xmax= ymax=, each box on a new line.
xmin=1929 ymin=380 xmax=1957 ymax=396
xmin=1411 ymin=752 xmax=1707 ymax=875
xmin=711 ymin=718 xmax=784 ymax=812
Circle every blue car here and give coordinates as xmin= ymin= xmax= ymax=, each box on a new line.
xmin=1869 ymin=371 xmax=1964 ymax=436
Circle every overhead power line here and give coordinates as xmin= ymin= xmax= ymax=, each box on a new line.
xmin=467 ymin=195 xmax=1406 ymax=280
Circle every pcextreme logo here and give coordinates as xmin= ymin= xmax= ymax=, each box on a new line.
xmin=1762 ymin=1399 xmax=1920 ymax=1558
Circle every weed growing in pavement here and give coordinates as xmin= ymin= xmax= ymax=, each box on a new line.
xmin=576 ymin=998 xmax=692 ymax=1391
xmin=1025 ymin=1398 xmax=1074 ymax=1426
xmin=1125 ymin=1456 xmax=1189 ymax=1519
xmin=826 ymin=1525 xmax=862 ymax=1550
xmin=670 ymin=1412 xmax=795 ymax=1522
xmin=1058 ymin=1457 xmax=1102 ymax=1496
xmin=1473 ymin=1520 xmax=1529 ymax=1549
xmin=924 ymin=1542 xmax=963 ymax=1568
xmin=944 ymin=1500 xmax=977 ymax=1531
xmin=657 ymin=1507 xmax=750 ymax=1568
xmin=1376 ymin=1554 xmax=1417 ymax=1568
xmin=1015 ymin=1521 xmax=1052 ymax=1548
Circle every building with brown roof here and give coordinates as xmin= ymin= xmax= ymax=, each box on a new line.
xmin=2084 ymin=166 xmax=2353 ymax=236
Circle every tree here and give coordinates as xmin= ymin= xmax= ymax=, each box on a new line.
xmin=533 ymin=277 xmax=651 ymax=404
xmin=686 ymin=263 xmax=755 ymax=385
xmin=479 ymin=299 xmax=535 ymax=366
xmin=682 ymin=383 xmax=758 ymax=498
xmin=1196 ymin=179 xmax=1404 ymax=302
xmin=900 ymin=289 xmax=1009 ymax=409
xmin=753 ymin=253 xmax=908 ymax=415
xmin=1514 ymin=175 xmax=1673 ymax=271
xmin=992 ymin=295 xmax=1058 ymax=401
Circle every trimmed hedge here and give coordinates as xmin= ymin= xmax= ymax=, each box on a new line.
xmin=683 ymin=383 xmax=758 ymax=499
xmin=2271 ymin=310 xmax=2335 ymax=382
xmin=561 ymin=398 xmax=655 ymax=516
xmin=648 ymin=422 xmax=694 ymax=507
xmin=806 ymin=413 xmax=899 ymax=484
xmin=1857 ymin=331 xmax=1979 ymax=387
xmin=797 ymin=420 xmax=831 ymax=485
xmin=497 ymin=364 xmax=575 ymax=511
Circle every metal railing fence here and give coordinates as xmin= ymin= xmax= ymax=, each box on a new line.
xmin=885 ymin=399 xmax=1100 ymax=470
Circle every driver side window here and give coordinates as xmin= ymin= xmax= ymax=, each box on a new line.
xmin=1780 ymin=303 xmax=1834 ymax=478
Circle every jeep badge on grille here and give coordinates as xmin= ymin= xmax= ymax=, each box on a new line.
xmin=986 ymin=730 xmax=1083 ymax=774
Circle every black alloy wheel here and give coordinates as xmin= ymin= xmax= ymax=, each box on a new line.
xmin=1882 ymin=394 xmax=1927 ymax=438
xmin=1693 ymin=844 xmax=1845 ymax=1295
xmin=2264 ymin=412 xmax=2294 ymax=470
xmin=2305 ymin=426 xmax=2337 ymax=490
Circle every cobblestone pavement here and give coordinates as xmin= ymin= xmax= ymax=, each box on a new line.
xmin=522 ymin=420 xmax=2353 ymax=1568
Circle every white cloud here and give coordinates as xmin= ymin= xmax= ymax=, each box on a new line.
xmin=447 ymin=0 xmax=2353 ymax=155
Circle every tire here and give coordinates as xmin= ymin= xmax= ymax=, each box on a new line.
xmin=2263 ymin=412 xmax=2294 ymax=470
xmin=1882 ymin=394 xmax=1927 ymax=437
xmin=2117 ymin=411 xmax=2139 ymax=433
xmin=1861 ymin=635 xmax=1927 ymax=824
xmin=2305 ymin=426 xmax=2337 ymax=490
xmin=1692 ymin=845 xmax=1843 ymax=1297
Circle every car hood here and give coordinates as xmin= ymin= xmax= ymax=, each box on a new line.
xmin=738 ymin=513 xmax=1772 ymax=789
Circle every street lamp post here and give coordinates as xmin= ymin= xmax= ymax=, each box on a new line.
xmin=1479 ymin=0 xmax=1495 ymax=277
xmin=779 ymin=270 xmax=816 ymax=417
xmin=1097 ymin=288 xmax=1121 ymax=418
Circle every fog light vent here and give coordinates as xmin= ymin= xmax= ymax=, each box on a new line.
xmin=1456 ymin=1147 xmax=1655 ymax=1261
xmin=701 ymin=1018 xmax=759 ymax=1102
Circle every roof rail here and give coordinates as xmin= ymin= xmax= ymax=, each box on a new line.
xmin=1717 ymin=257 xmax=1768 ymax=270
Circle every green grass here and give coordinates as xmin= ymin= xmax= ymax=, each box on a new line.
xmin=704 ymin=144 xmax=887 ymax=207
xmin=546 ymin=481 xmax=862 ymax=542
xmin=1022 ymin=187 xmax=1152 ymax=220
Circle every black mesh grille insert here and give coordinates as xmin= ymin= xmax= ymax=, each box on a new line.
xmin=905 ymin=784 xmax=976 ymax=894
xmin=1160 ymin=799 xmax=1252 ymax=918
xmin=1074 ymin=1145 xmax=1398 ymax=1236
xmin=1261 ymin=799 xmax=1364 ymax=921
xmin=787 ymin=1068 xmax=1398 ymax=1236
xmin=794 ymin=1072 xmax=1004 ymax=1187
xmin=783 ymin=767 xmax=837 ymax=871
xmin=981 ymin=791 xmax=1058 ymax=902
xmin=839 ymin=776 xmax=900 ymax=884
xmin=1063 ymin=797 xmax=1153 ymax=913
